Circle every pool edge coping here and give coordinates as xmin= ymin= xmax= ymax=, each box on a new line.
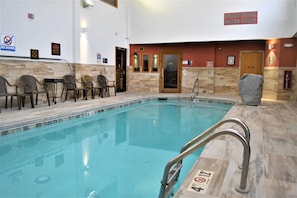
xmin=0 ymin=95 xmax=237 ymax=136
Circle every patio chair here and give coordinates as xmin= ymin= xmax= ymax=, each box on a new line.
xmin=62 ymin=75 xmax=88 ymax=102
xmin=0 ymin=76 xmax=21 ymax=111
xmin=97 ymin=75 xmax=116 ymax=97
xmin=81 ymin=75 xmax=103 ymax=99
xmin=19 ymin=75 xmax=50 ymax=107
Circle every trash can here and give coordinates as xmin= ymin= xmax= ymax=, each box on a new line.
xmin=238 ymin=74 xmax=263 ymax=106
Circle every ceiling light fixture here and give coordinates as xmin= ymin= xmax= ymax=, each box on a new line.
xmin=82 ymin=0 xmax=94 ymax=8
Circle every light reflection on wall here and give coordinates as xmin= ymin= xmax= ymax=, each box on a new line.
xmin=80 ymin=32 xmax=89 ymax=63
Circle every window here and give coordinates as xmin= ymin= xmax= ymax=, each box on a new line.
xmin=224 ymin=11 xmax=257 ymax=25
xmin=133 ymin=52 xmax=140 ymax=72
xmin=143 ymin=54 xmax=149 ymax=72
xmin=152 ymin=54 xmax=158 ymax=72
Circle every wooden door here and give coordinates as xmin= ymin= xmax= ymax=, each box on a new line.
xmin=115 ymin=47 xmax=127 ymax=92
xmin=240 ymin=51 xmax=264 ymax=77
xmin=160 ymin=52 xmax=182 ymax=93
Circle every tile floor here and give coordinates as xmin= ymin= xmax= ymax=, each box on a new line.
xmin=0 ymin=93 xmax=296 ymax=198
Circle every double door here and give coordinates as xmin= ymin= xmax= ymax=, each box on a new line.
xmin=240 ymin=51 xmax=264 ymax=77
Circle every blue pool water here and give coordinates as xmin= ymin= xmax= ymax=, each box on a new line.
xmin=0 ymin=99 xmax=233 ymax=198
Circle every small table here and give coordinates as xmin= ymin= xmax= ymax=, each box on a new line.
xmin=44 ymin=78 xmax=64 ymax=104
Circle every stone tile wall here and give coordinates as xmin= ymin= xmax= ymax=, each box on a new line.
xmin=1 ymin=59 xmax=296 ymax=105
xmin=0 ymin=59 xmax=116 ymax=106
xmin=263 ymin=67 xmax=279 ymax=100
xmin=214 ymin=67 xmax=239 ymax=95
xmin=127 ymin=67 xmax=159 ymax=93
xmin=263 ymin=66 xmax=296 ymax=101
xmin=181 ymin=67 xmax=215 ymax=94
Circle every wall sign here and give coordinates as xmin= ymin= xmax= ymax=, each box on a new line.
xmin=51 ymin=42 xmax=61 ymax=55
xmin=0 ymin=34 xmax=16 ymax=51
xmin=227 ymin=55 xmax=235 ymax=65
xmin=30 ymin=49 xmax=39 ymax=59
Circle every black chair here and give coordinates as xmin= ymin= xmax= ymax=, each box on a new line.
xmin=97 ymin=75 xmax=116 ymax=97
xmin=0 ymin=76 xmax=21 ymax=111
xmin=81 ymin=75 xmax=103 ymax=99
xmin=62 ymin=75 xmax=88 ymax=102
xmin=19 ymin=75 xmax=50 ymax=107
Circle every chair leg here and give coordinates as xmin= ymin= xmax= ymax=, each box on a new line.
xmin=99 ymin=88 xmax=103 ymax=98
xmin=10 ymin=96 xmax=13 ymax=108
xmin=21 ymin=96 xmax=25 ymax=107
xmin=30 ymin=94 xmax=35 ymax=108
xmin=35 ymin=94 xmax=38 ymax=105
xmin=74 ymin=90 xmax=77 ymax=102
xmin=46 ymin=93 xmax=50 ymax=106
xmin=17 ymin=95 xmax=21 ymax=110
xmin=5 ymin=96 xmax=8 ymax=108
xmin=84 ymin=89 xmax=88 ymax=100
xmin=65 ymin=90 xmax=68 ymax=102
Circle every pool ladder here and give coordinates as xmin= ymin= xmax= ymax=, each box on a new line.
xmin=191 ymin=78 xmax=199 ymax=101
xmin=158 ymin=118 xmax=251 ymax=198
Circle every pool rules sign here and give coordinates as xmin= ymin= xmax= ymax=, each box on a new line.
xmin=1 ymin=34 xmax=16 ymax=51
xmin=187 ymin=169 xmax=214 ymax=194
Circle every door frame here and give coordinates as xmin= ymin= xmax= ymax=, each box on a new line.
xmin=160 ymin=51 xmax=182 ymax=93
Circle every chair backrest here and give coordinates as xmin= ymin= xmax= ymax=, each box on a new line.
xmin=82 ymin=75 xmax=94 ymax=88
xmin=63 ymin=75 xmax=77 ymax=89
xmin=0 ymin=76 xmax=8 ymax=94
xmin=19 ymin=75 xmax=39 ymax=93
xmin=97 ymin=75 xmax=107 ymax=87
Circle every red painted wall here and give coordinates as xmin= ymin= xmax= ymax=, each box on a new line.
xmin=265 ymin=38 xmax=297 ymax=67
xmin=130 ymin=41 xmax=266 ymax=67
xmin=280 ymin=38 xmax=297 ymax=67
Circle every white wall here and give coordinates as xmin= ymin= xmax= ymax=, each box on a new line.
xmin=128 ymin=0 xmax=297 ymax=44
xmin=0 ymin=0 xmax=295 ymax=64
xmin=0 ymin=0 xmax=74 ymax=60
xmin=76 ymin=0 xmax=129 ymax=65
xmin=0 ymin=0 xmax=129 ymax=65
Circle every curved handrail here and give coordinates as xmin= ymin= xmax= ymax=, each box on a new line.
xmin=180 ymin=118 xmax=250 ymax=154
xmin=159 ymin=128 xmax=250 ymax=198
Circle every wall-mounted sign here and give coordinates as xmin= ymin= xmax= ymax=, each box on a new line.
xmin=51 ymin=42 xmax=61 ymax=55
xmin=0 ymin=34 xmax=16 ymax=51
xmin=30 ymin=49 xmax=39 ymax=59
xmin=97 ymin=52 xmax=101 ymax=63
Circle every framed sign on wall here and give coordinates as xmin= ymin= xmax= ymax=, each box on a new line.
xmin=227 ymin=55 xmax=235 ymax=65
xmin=51 ymin=43 xmax=61 ymax=56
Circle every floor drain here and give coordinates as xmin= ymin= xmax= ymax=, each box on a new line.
xmin=34 ymin=175 xmax=50 ymax=184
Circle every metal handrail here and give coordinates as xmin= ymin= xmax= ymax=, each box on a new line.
xmin=180 ymin=118 xmax=250 ymax=153
xmin=158 ymin=128 xmax=250 ymax=198
xmin=191 ymin=78 xmax=199 ymax=100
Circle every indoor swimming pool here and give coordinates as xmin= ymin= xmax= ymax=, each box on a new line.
xmin=0 ymin=99 xmax=233 ymax=198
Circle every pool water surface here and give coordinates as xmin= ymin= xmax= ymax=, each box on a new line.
xmin=0 ymin=99 xmax=233 ymax=197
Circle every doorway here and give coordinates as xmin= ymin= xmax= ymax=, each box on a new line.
xmin=240 ymin=51 xmax=264 ymax=77
xmin=160 ymin=52 xmax=182 ymax=93
xmin=115 ymin=47 xmax=127 ymax=92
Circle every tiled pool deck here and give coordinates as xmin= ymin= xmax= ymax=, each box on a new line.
xmin=0 ymin=93 xmax=297 ymax=198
